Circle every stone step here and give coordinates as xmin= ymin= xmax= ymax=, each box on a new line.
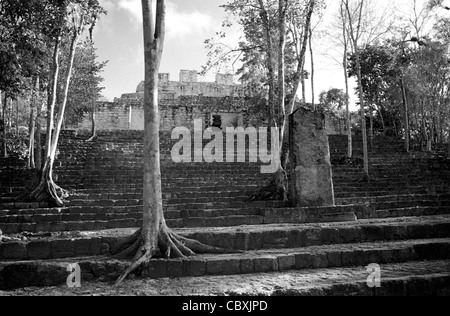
xmin=0 ymin=206 xmax=360 ymax=234
xmin=336 ymin=194 xmax=450 ymax=205
xmin=5 ymin=215 xmax=449 ymax=261
xmin=4 ymin=260 xmax=448 ymax=295
xmin=1 ymin=239 xmax=449 ymax=291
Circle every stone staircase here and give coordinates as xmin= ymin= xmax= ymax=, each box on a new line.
xmin=0 ymin=131 xmax=449 ymax=295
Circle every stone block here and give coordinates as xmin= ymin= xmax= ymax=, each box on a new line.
xmin=206 ymin=258 xmax=240 ymax=275
xmin=289 ymin=108 xmax=335 ymax=207
xmin=27 ymin=241 xmax=52 ymax=260
xmin=183 ymin=259 xmax=206 ymax=277
xmin=0 ymin=242 xmax=27 ymax=260
xmin=148 ymin=260 xmax=168 ymax=278
xmin=278 ymin=255 xmax=296 ymax=270
xmin=166 ymin=260 xmax=184 ymax=278
xmin=253 ymin=256 xmax=278 ymax=273
xmin=295 ymin=253 xmax=313 ymax=269
xmin=51 ymin=240 xmax=75 ymax=259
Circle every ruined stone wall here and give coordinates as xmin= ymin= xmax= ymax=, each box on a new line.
xmin=67 ymin=70 xmax=346 ymax=134
xmin=71 ymin=102 xmax=131 ymax=130
xmin=69 ymin=96 xmax=263 ymax=132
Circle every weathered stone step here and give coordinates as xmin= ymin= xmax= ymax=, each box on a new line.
xmin=67 ymin=195 xmax=252 ymax=207
xmin=3 ymin=260 xmax=448 ymax=295
xmin=2 ymin=215 xmax=448 ymax=261
xmin=336 ymin=194 xmax=450 ymax=205
xmin=1 ymin=239 xmax=449 ymax=290
xmin=0 ymin=206 xmax=359 ymax=234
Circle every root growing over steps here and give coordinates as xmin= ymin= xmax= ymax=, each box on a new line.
xmin=112 ymin=224 xmax=232 ymax=286
xmin=250 ymin=169 xmax=288 ymax=202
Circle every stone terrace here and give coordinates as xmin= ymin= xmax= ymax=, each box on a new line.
xmin=0 ymin=131 xmax=449 ymax=294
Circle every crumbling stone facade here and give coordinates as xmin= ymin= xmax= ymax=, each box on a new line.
xmin=68 ymin=69 xmax=346 ymax=134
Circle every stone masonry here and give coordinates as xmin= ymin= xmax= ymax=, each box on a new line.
xmin=68 ymin=70 xmax=347 ymax=135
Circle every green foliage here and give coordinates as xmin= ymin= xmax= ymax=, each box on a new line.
xmin=319 ymin=88 xmax=349 ymax=113
xmin=5 ymin=128 xmax=29 ymax=160
xmin=59 ymin=39 xmax=108 ymax=126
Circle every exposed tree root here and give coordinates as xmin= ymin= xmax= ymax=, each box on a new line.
xmin=15 ymin=169 xmax=68 ymax=207
xmin=250 ymin=169 xmax=288 ymax=201
xmin=113 ymin=223 xmax=232 ymax=286
xmin=86 ymin=134 xmax=97 ymax=143
xmin=357 ymin=173 xmax=371 ymax=183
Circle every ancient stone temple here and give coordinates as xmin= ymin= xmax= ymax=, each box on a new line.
xmin=68 ymin=69 xmax=347 ymax=135
xmin=69 ymin=70 xmax=266 ymax=132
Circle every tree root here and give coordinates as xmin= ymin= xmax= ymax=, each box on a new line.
xmin=357 ymin=174 xmax=371 ymax=183
xmin=86 ymin=134 xmax=97 ymax=143
xmin=15 ymin=170 xmax=68 ymax=207
xmin=113 ymin=224 xmax=234 ymax=286
xmin=250 ymin=169 xmax=288 ymax=202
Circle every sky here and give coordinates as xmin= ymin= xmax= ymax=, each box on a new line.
xmin=92 ymin=0 xmax=450 ymax=108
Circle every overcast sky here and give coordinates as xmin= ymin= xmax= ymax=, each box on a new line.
xmin=92 ymin=0 xmax=450 ymax=108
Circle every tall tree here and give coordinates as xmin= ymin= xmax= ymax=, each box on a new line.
xmin=27 ymin=0 xmax=104 ymax=206
xmin=61 ymin=39 xmax=107 ymax=140
xmin=114 ymin=0 xmax=224 ymax=286
xmin=343 ymin=0 xmax=369 ymax=180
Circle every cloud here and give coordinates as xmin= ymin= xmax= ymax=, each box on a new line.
xmin=117 ymin=0 xmax=213 ymax=39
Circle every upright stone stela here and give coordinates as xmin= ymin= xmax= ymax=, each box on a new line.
xmin=289 ymin=108 xmax=335 ymax=207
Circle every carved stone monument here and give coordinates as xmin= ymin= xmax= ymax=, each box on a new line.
xmin=289 ymin=107 xmax=335 ymax=207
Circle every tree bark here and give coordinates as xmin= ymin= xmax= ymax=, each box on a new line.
xmin=400 ymin=76 xmax=409 ymax=152
xmin=15 ymin=99 xmax=19 ymax=137
xmin=29 ymin=28 xmax=79 ymax=206
xmin=86 ymin=110 xmax=97 ymax=142
xmin=344 ymin=0 xmax=369 ymax=180
xmin=258 ymin=0 xmax=277 ymax=128
xmin=2 ymin=94 xmax=7 ymax=158
xmin=309 ymin=27 xmax=315 ymax=110
xmin=448 ymin=127 xmax=450 ymax=158
xmin=355 ymin=50 xmax=370 ymax=179
xmin=35 ymin=99 xmax=42 ymax=171
xmin=369 ymin=105 xmax=374 ymax=151
xmin=28 ymin=76 xmax=39 ymax=169
xmin=44 ymin=36 xmax=62 ymax=163
xmin=341 ymin=2 xmax=352 ymax=158
xmin=115 ymin=0 xmax=226 ymax=286
xmin=287 ymin=0 xmax=315 ymax=115
xmin=343 ymin=56 xmax=352 ymax=158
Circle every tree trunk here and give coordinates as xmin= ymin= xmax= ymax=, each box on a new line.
xmin=35 ymin=100 xmax=42 ymax=171
xmin=44 ymin=37 xmax=62 ymax=164
xmin=377 ymin=105 xmax=386 ymax=136
xmin=28 ymin=77 xmax=38 ymax=169
xmin=15 ymin=100 xmax=19 ymax=137
xmin=2 ymin=94 xmax=7 ymax=158
xmin=29 ymin=29 xmax=78 ymax=206
xmin=86 ymin=110 xmax=97 ymax=142
xmin=355 ymin=50 xmax=370 ymax=180
xmin=258 ymin=0 xmax=277 ymax=128
xmin=342 ymin=11 xmax=352 ymax=158
xmin=301 ymin=64 xmax=306 ymax=104
xmin=369 ymin=105 xmax=374 ymax=151
xmin=275 ymin=0 xmax=288 ymax=202
xmin=114 ymin=0 xmax=225 ymax=286
xmin=7 ymin=98 xmax=12 ymax=129
xmin=309 ymin=27 xmax=315 ymax=110
xmin=400 ymin=76 xmax=410 ymax=152
xmin=448 ymin=127 xmax=450 ymax=158
xmin=287 ymin=0 xmax=315 ymax=115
